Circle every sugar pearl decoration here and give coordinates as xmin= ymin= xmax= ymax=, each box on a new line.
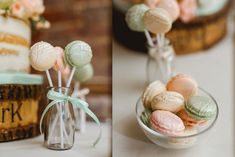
xmin=73 ymin=63 xmax=94 ymax=83
xmin=65 ymin=40 xmax=92 ymax=68
xmin=30 ymin=41 xmax=58 ymax=71
xmin=144 ymin=8 xmax=172 ymax=34
xmin=125 ymin=4 xmax=149 ymax=32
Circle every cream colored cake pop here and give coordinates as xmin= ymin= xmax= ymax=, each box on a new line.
xmin=156 ymin=0 xmax=180 ymax=22
xmin=144 ymin=8 xmax=172 ymax=34
xmin=30 ymin=41 xmax=58 ymax=71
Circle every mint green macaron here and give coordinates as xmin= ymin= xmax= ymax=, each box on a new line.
xmin=125 ymin=4 xmax=149 ymax=32
xmin=185 ymin=96 xmax=217 ymax=120
xmin=65 ymin=40 xmax=93 ymax=68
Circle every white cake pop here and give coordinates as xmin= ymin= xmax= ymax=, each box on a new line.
xmin=30 ymin=41 xmax=58 ymax=71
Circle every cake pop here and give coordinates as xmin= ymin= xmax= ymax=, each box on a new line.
xmin=30 ymin=41 xmax=58 ymax=86
xmin=125 ymin=4 xmax=154 ymax=46
xmin=65 ymin=40 xmax=93 ymax=87
xmin=125 ymin=4 xmax=149 ymax=32
xmin=144 ymin=8 xmax=172 ymax=34
xmin=156 ymin=0 xmax=180 ymax=22
xmin=73 ymin=63 xmax=94 ymax=83
xmin=65 ymin=40 xmax=92 ymax=68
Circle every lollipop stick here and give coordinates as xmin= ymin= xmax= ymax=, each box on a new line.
xmin=156 ymin=33 xmax=167 ymax=82
xmin=46 ymin=70 xmax=53 ymax=87
xmin=58 ymin=71 xmax=64 ymax=148
xmin=144 ymin=29 xmax=154 ymax=47
xmin=80 ymin=106 xmax=86 ymax=133
xmin=66 ymin=67 xmax=76 ymax=87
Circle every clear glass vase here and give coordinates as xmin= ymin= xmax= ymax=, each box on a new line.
xmin=146 ymin=40 xmax=175 ymax=84
xmin=44 ymin=87 xmax=75 ymax=150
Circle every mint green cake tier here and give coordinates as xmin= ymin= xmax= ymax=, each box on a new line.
xmin=185 ymin=96 xmax=217 ymax=120
xmin=0 ymin=73 xmax=43 ymax=85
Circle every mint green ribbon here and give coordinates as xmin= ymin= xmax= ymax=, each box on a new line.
xmin=40 ymin=90 xmax=101 ymax=146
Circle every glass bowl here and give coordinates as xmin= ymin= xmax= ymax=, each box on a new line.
xmin=135 ymin=88 xmax=219 ymax=149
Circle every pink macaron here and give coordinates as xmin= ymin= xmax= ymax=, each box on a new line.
xmin=150 ymin=110 xmax=185 ymax=136
xmin=166 ymin=74 xmax=198 ymax=100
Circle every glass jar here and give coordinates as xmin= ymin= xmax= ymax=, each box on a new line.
xmin=44 ymin=87 xmax=75 ymax=150
xmin=146 ymin=40 xmax=175 ymax=84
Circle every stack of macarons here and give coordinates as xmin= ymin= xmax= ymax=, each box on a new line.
xmin=141 ymin=73 xmax=217 ymax=136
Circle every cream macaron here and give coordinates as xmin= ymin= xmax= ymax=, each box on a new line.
xmin=142 ymin=80 xmax=166 ymax=109
xmin=151 ymin=91 xmax=184 ymax=113
xmin=167 ymin=74 xmax=198 ymax=100
xmin=144 ymin=7 xmax=172 ymax=34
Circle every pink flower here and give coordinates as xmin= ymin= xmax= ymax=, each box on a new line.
xmin=19 ymin=0 xmax=45 ymax=16
xmin=179 ymin=0 xmax=197 ymax=23
xmin=11 ymin=2 xmax=25 ymax=18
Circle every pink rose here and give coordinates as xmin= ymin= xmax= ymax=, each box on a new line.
xmin=11 ymin=2 xmax=25 ymax=18
xmin=19 ymin=0 xmax=45 ymax=16
xmin=179 ymin=0 xmax=197 ymax=23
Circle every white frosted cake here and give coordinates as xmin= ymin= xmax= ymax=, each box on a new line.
xmin=0 ymin=0 xmax=50 ymax=141
xmin=0 ymin=16 xmax=31 ymax=72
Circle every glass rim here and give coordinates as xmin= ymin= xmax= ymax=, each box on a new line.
xmin=135 ymin=87 xmax=219 ymax=139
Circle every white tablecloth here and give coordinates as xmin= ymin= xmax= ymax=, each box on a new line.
xmin=0 ymin=122 xmax=111 ymax=157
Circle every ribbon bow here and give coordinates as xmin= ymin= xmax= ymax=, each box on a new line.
xmin=40 ymin=90 xmax=101 ymax=146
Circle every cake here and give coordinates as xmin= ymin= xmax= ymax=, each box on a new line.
xmin=0 ymin=0 xmax=49 ymax=141
xmin=113 ymin=0 xmax=232 ymax=54
xmin=0 ymin=16 xmax=31 ymax=72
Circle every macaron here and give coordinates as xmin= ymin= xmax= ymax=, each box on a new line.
xmin=64 ymin=40 xmax=92 ymax=68
xmin=73 ymin=63 xmax=94 ymax=83
xmin=185 ymin=96 xmax=217 ymax=120
xmin=30 ymin=41 xmax=58 ymax=71
xmin=144 ymin=8 xmax=172 ymax=34
xmin=125 ymin=4 xmax=149 ymax=32
xmin=150 ymin=110 xmax=185 ymax=136
xmin=142 ymin=80 xmax=166 ymax=109
xmin=156 ymin=0 xmax=180 ymax=22
xmin=151 ymin=91 xmax=184 ymax=113
xmin=177 ymin=109 xmax=206 ymax=127
xmin=140 ymin=109 xmax=152 ymax=127
xmin=167 ymin=74 xmax=198 ymax=100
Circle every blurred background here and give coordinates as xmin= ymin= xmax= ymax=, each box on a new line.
xmin=32 ymin=0 xmax=112 ymax=122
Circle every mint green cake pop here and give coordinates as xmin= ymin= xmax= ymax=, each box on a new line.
xmin=125 ymin=4 xmax=149 ymax=32
xmin=65 ymin=40 xmax=92 ymax=68
xmin=73 ymin=63 xmax=94 ymax=83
